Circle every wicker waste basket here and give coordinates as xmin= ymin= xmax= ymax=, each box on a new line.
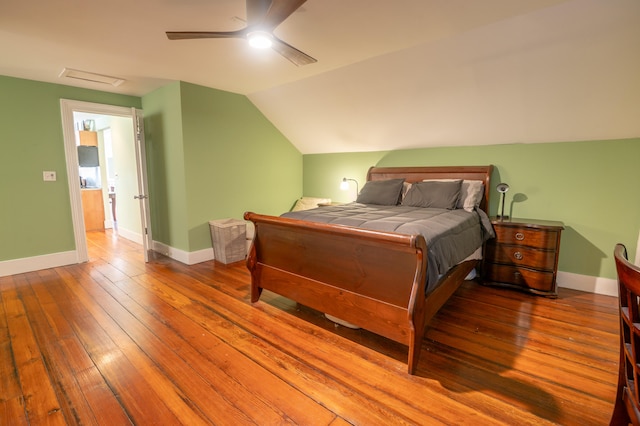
xmin=209 ymin=219 xmax=247 ymax=264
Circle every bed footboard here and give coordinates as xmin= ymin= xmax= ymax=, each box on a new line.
xmin=244 ymin=212 xmax=428 ymax=374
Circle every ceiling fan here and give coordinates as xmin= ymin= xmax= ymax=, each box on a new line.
xmin=166 ymin=0 xmax=317 ymax=66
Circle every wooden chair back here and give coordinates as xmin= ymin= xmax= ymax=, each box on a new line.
xmin=611 ymin=243 xmax=640 ymax=425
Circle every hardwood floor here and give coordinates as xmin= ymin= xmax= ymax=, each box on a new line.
xmin=1 ymin=230 xmax=618 ymax=425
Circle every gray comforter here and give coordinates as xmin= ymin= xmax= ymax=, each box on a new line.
xmin=282 ymin=203 xmax=495 ymax=291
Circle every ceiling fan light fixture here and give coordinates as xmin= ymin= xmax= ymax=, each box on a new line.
xmin=247 ymin=31 xmax=273 ymax=49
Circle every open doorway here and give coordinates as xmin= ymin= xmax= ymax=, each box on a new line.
xmin=60 ymin=100 xmax=153 ymax=263
xmin=73 ymin=112 xmax=140 ymax=238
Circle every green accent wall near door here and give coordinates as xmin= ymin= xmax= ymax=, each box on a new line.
xmin=143 ymin=81 xmax=302 ymax=253
xmin=1 ymin=75 xmax=301 ymax=264
xmin=141 ymin=81 xmax=190 ymax=252
xmin=0 ymin=75 xmax=141 ymax=261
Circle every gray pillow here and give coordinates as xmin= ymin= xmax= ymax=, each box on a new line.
xmin=356 ymin=178 xmax=405 ymax=205
xmin=401 ymin=180 xmax=462 ymax=209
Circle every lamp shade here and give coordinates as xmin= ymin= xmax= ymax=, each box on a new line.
xmin=497 ymin=183 xmax=510 ymax=193
xmin=496 ymin=182 xmax=510 ymax=219
xmin=340 ymin=177 xmax=359 ymax=200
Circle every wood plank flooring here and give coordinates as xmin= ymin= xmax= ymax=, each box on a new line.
xmin=0 ymin=230 xmax=619 ymax=425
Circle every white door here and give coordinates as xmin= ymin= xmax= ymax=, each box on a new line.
xmin=131 ymin=108 xmax=153 ymax=262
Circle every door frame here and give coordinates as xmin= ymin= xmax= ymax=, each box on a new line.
xmin=60 ymin=99 xmax=147 ymax=263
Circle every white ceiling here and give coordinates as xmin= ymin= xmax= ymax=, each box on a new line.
xmin=1 ymin=0 xmax=639 ymax=154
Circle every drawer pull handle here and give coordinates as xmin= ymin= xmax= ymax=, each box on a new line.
xmin=514 ymin=251 xmax=523 ymax=260
xmin=515 ymin=232 xmax=525 ymax=241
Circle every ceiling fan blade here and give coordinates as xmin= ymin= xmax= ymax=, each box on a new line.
xmin=271 ymin=37 xmax=316 ymax=66
xmin=166 ymin=29 xmax=247 ymax=40
xmin=246 ymin=0 xmax=271 ymax=26
xmin=166 ymin=0 xmax=315 ymax=66
xmin=261 ymin=0 xmax=308 ymax=30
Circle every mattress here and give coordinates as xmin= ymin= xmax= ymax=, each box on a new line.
xmin=282 ymin=203 xmax=494 ymax=291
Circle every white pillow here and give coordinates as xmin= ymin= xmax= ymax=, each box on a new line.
xmin=422 ymin=179 xmax=484 ymax=212
xmin=291 ymin=197 xmax=332 ymax=212
xmin=402 ymin=181 xmax=412 ymax=199
xmin=459 ymin=180 xmax=484 ymax=212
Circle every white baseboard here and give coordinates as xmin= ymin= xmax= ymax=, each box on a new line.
xmin=557 ymin=271 xmax=618 ymax=297
xmin=117 ymin=227 xmax=143 ymax=245
xmin=0 ymin=243 xmax=214 ymax=276
xmin=152 ymin=241 xmax=214 ymax=265
xmin=3 ymin=249 xmax=615 ymax=299
xmin=0 ymin=251 xmax=79 ymax=277
xmin=0 ymin=241 xmax=213 ymax=277
xmin=152 ymin=239 xmax=254 ymax=265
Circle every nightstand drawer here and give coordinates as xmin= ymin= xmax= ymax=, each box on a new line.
xmin=493 ymin=226 xmax=559 ymax=250
xmin=484 ymin=263 xmax=555 ymax=292
xmin=483 ymin=217 xmax=563 ymax=297
xmin=485 ymin=243 xmax=556 ymax=271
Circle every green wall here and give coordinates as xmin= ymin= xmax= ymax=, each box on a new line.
xmin=0 ymin=75 xmax=141 ymax=261
xmin=142 ymin=82 xmax=190 ymax=250
xmin=181 ymin=83 xmax=302 ymax=251
xmin=303 ymin=139 xmax=640 ymax=280
xmin=3 ymin=72 xmax=636 ymax=284
xmin=142 ymin=81 xmax=302 ymax=253
xmin=1 ymin=75 xmax=301 ymax=264
xmin=180 ymin=82 xmax=302 ymax=251
xmin=303 ymin=151 xmax=389 ymax=202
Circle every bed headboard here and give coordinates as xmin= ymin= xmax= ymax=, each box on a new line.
xmin=366 ymin=165 xmax=494 ymax=213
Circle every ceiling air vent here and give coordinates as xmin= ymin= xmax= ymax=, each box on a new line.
xmin=59 ymin=68 xmax=125 ymax=87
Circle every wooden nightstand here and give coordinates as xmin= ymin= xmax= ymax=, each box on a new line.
xmin=482 ymin=217 xmax=564 ymax=297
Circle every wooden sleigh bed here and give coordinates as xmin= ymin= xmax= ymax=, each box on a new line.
xmin=244 ymin=165 xmax=493 ymax=374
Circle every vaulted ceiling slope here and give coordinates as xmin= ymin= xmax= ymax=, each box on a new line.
xmin=1 ymin=0 xmax=638 ymax=154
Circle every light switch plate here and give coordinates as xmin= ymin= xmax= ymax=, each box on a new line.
xmin=43 ymin=171 xmax=57 ymax=181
